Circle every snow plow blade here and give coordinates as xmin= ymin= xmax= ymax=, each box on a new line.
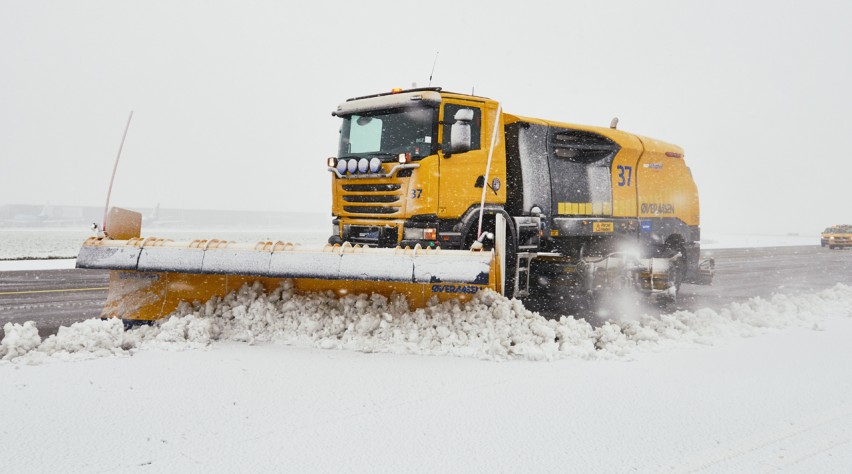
xmin=77 ymin=237 xmax=499 ymax=322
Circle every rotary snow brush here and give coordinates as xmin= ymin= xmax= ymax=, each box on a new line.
xmin=77 ymin=208 xmax=502 ymax=324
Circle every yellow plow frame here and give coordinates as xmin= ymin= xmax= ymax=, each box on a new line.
xmin=77 ymin=210 xmax=501 ymax=322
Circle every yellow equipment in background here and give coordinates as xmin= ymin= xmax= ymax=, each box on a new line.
xmin=821 ymin=225 xmax=852 ymax=249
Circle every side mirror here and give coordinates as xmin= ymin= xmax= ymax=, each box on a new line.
xmin=449 ymin=108 xmax=473 ymax=155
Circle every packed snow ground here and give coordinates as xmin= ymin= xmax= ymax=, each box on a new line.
xmin=2 ymin=280 xmax=852 ymax=471
xmin=0 ymin=232 xmax=847 ymax=472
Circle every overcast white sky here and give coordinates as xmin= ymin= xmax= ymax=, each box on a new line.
xmin=2 ymin=0 xmax=850 ymax=234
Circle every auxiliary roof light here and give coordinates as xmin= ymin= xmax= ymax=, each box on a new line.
xmin=336 ymin=159 xmax=348 ymax=174
xmin=347 ymin=159 xmax=358 ymax=174
xmin=369 ymin=157 xmax=381 ymax=173
xmin=357 ymin=158 xmax=369 ymax=173
xmin=391 ymin=87 xmax=403 ymax=93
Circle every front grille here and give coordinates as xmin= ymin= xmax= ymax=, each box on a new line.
xmin=342 ymin=195 xmax=400 ymax=203
xmin=340 ymin=182 xmax=403 ymax=216
xmin=344 ymin=206 xmax=399 ymax=214
xmin=342 ymin=184 xmax=401 ymax=192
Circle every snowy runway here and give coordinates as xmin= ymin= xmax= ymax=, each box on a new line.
xmin=2 ymin=320 xmax=851 ymax=472
xmin=2 ymin=284 xmax=852 ymax=472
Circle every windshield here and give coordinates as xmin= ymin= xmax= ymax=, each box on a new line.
xmin=338 ymin=107 xmax=437 ymax=160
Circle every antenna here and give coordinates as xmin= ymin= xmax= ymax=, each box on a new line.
xmin=428 ymin=51 xmax=439 ymax=86
xmin=102 ymin=111 xmax=133 ymax=234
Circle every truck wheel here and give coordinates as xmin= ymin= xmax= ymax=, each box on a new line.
xmin=672 ymin=256 xmax=686 ymax=292
xmin=659 ymin=240 xmax=687 ymax=292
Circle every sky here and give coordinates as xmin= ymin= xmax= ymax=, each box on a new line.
xmin=2 ymin=0 xmax=850 ymax=235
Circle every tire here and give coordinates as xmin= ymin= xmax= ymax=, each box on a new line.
xmin=673 ymin=257 xmax=686 ymax=292
xmin=663 ymin=243 xmax=688 ymax=292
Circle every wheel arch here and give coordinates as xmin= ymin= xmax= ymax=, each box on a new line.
xmin=458 ymin=204 xmax=519 ymax=248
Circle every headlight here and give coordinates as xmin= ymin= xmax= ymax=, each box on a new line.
xmin=358 ymin=158 xmax=369 ymax=173
xmin=347 ymin=159 xmax=357 ymax=174
xmin=369 ymin=157 xmax=381 ymax=173
xmin=404 ymin=227 xmax=437 ymax=241
xmin=336 ymin=159 xmax=348 ymax=174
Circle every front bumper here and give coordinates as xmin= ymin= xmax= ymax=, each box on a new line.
xmin=827 ymin=238 xmax=852 ymax=247
xmin=330 ymin=217 xmax=464 ymax=249
xmin=339 ymin=222 xmax=401 ymax=247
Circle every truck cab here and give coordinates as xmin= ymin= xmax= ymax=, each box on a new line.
xmin=327 ymin=87 xmax=504 ymax=250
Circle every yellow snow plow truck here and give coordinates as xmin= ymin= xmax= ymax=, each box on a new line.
xmin=821 ymin=225 xmax=852 ymax=249
xmin=77 ymin=87 xmax=713 ymax=325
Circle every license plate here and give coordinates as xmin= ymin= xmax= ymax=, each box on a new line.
xmin=593 ymin=222 xmax=614 ymax=233
xmin=358 ymin=231 xmax=379 ymax=239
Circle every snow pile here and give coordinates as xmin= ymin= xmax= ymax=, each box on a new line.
xmin=35 ymin=318 xmax=137 ymax=361
xmin=170 ymin=282 xmax=602 ymax=360
xmin=2 ymin=282 xmax=852 ymax=364
xmin=0 ymin=321 xmax=41 ymax=360
xmin=0 ymin=318 xmax=142 ymax=364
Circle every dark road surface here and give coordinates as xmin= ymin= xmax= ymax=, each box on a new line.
xmin=1 ymin=246 xmax=851 ymax=338
xmin=0 ymin=268 xmax=109 ymax=338
xmin=680 ymin=246 xmax=852 ymax=309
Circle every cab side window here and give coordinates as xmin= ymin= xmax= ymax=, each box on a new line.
xmin=442 ymin=104 xmax=482 ymax=152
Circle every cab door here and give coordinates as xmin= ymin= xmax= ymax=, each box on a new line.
xmin=438 ymin=99 xmax=501 ymax=220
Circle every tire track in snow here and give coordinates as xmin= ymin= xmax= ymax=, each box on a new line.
xmin=675 ymin=404 xmax=852 ymax=473
xmin=763 ymin=436 xmax=852 ymax=472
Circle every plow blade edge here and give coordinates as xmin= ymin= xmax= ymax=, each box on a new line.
xmin=77 ymin=238 xmax=499 ymax=322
